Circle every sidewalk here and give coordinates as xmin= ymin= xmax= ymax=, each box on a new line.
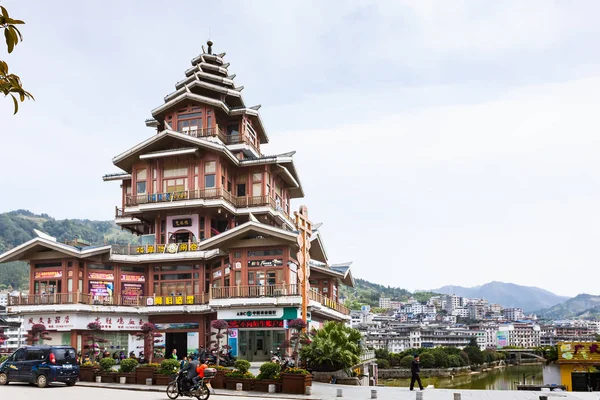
xmin=76 ymin=381 xmax=600 ymax=400
xmin=76 ymin=381 xmax=321 ymax=400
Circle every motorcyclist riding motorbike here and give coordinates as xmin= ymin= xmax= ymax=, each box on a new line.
xmin=180 ymin=356 xmax=199 ymax=392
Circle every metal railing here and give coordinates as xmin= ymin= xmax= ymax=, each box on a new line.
xmin=211 ymin=284 xmax=300 ymax=299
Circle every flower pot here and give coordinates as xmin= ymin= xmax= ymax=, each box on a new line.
xmin=254 ymin=379 xmax=282 ymax=392
xmin=79 ymin=366 xmax=96 ymax=382
xmin=282 ymin=373 xmax=312 ymax=394
xmin=135 ymin=367 xmax=156 ymax=385
xmin=225 ymin=377 xmax=254 ymax=391
xmin=210 ymin=370 xmax=226 ymax=389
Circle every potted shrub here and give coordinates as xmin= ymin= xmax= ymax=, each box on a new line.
xmin=225 ymin=360 xmax=254 ymax=391
xmin=155 ymin=358 xmax=179 ymax=385
xmin=79 ymin=361 xmax=100 ymax=382
xmin=99 ymin=357 xmax=117 ymax=383
xmin=254 ymin=362 xmax=282 ymax=392
xmin=118 ymin=358 xmax=139 ymax=384
xmin=136 ymin=362 xmax=160 ymax=385
xmin=281 ymin=367 xmax=312 ymax=394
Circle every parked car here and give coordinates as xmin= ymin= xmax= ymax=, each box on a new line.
xmin=0 ymin=345 xmax=79 ymax=387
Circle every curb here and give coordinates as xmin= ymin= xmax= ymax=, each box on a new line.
xmin=75 ymin=382 xmax=321 ymax=400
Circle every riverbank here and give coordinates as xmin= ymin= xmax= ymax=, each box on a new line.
xmin=383 ymin=364 xmax=543 ymax=390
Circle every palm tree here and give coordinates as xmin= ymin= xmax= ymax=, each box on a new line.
xmin=299 ymin=322 xmax=362 ymax=373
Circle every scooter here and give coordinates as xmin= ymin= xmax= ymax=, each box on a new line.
xmin=166 ymin=369 xmax=212 ymax=400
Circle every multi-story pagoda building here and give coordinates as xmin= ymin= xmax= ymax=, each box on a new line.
xmin=0 ymin=41 xmax=353 ymax=361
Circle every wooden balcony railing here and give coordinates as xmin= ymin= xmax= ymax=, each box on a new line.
xmin=176 ymin=126 xmax=260 ymax=155
xmin=8 ymin=293 xmax=208 ymax=307
xmin=308 ymin=289 xmax=350 ymax=315
xmin=211 ymin=284 xmax=300 ymax=299
xmin=210 ymin=285 xmax=350 ymax=315
xmin=122 ymin=187 xmax=293 ymax=225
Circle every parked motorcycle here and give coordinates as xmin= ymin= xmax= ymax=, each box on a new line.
xmin=166 ymin=368 xmax=214 ymax=400
xmin=207 ymin=350 xmax=235 ymax=367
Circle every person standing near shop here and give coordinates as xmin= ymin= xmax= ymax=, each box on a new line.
xmin=171 ymin=348 xmax=178 ymax=360
xmin=410 ymin=355 xmax=423 ymax=391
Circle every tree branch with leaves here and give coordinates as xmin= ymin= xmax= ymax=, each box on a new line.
xmin=1 ymin=4 xmax=33 ymax=114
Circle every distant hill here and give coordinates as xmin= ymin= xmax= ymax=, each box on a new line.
xmin=537 ymin=294 xmax=600 ymax=320
xmin=430 ymin=281 xmax=569 ymax=312
xmin=340 ymin=278 xmax=438 ymax=309
xmin=0 ymin=210 xmax=138 ymax=290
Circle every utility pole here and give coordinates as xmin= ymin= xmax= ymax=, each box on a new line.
xmin=295 ymin=205 xmax=312 ymax=331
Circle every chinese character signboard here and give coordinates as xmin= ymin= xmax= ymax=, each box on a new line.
xmin=558 ymin=342 xmax=600 ymax=363
xmin=172 ymin=218 xmax=192 ymax=228
xmin=34 ymin=271 xmax=63 ymax=279
xmin=121 ymin=275 xmax=146 ymax=282
xmin=227 ymin=320 xmax=285 ymax=329
xmin=88 ymin=272 xmax=114 ymax=280
xmin=24 ymin=314 xmax=148 ymax=331
xmin=89 ymin=281 xmax=114 ymax=298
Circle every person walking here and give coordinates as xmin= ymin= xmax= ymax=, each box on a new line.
xmin=410 ymin=355 xmax=423 ymax=391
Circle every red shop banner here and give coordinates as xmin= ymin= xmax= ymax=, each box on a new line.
xmin=121 ymin=274 xmax=146 ymax=282
xmin=227 ymin=320 xmax=284 ymax=329
xmin=34 ymin=270 xmax=63 ymax=279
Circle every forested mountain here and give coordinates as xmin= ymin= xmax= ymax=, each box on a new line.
xmin=340 ymin=278 xmax=438 ymax=309
xmin=0 ymin=210 xmax=138 ymax=290
xmin=537 ymin=294 xmax=600 ymax=320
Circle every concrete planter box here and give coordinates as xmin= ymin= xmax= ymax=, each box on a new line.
xmin=282 ymin=373 xmax=312 ymax=394
xmin=117 ymin=372 xmax=136 ymax=384
xmin=135 ymin=367 xmax=156 ymax=385
xmin=254 ymin=379 xmax=282 ymax=392
xmin=210 ymin=370 xmax=226 ymax=389
xmin=225 ymin=377 xmax=254 ymax=391
xmin=100 ymin=373 xmax=117 ymax=383
xmin=155 ymin=374 xmax=174 ymax=386
xmin=79 ymin=366 xmax=97 ymax=382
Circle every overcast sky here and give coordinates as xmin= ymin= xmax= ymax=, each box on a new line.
xmin=1 ymin=1 xmax=600 ymax=297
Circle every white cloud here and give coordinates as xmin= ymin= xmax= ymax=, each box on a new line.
xmin=1 ymin=0 xmax=600 ymax=296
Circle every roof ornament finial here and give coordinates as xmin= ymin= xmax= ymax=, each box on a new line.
xmin=207 ymin=39 xmax=213 ymax=55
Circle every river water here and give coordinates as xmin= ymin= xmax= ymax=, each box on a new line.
xmin=383 ymin=365 xmax=544 ymax=390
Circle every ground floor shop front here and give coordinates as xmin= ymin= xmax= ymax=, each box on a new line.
xmin=558 ymin=342 xmax=600 ymax=391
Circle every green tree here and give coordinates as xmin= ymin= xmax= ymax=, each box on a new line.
xmin=376 ymin=358 xmax=390 ymax=369
xmin=432 ymin=348 xmax=449 ymax=368
xmin=299 ymin=322 xmax=362 ymax=372
xmin=459 ymin=351 xmax=470 ymax=366
xmin=463 ymin=345 xmax=484 ymax=365
xmin=1 ymin=5 xmax=33 ymax=113
xmin=448 ymin=354 xmax=462 ymax=367
xmin=419 ymin=352 xmax=435 ymax=368
xmin=399 ymin=355 xmax=414 ymax=368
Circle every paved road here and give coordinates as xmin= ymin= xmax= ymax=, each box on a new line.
xmin=0 ymin=383 xmax=262 ymax=400
xmin=2 ymin=381 xmax=600 ymax=400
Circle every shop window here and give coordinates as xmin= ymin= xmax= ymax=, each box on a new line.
xmin=121 ymin=266 xmax=146 ymax=273
xmin=89 ymin=264 xmax=114 ymax=270
xmin=235 ymin=271 xmax=242 ymax=286
xmin=267 ymin=271 xmax=276 ymax=285
xmin=34 ymin=262 xmax=62 ymax=269
xmin=248 ymin=249 xmax=283 ymax=257
xmin=205 ymin=161 xmax=216 ymax=188
xmin=236 ymin=183 xmax=246 ymax=197
xmin=248 ymin=271 xmax=255 ymax=285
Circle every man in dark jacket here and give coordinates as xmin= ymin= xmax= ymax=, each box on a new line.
xmin=410 ymin=355 xmax=423 ymax=391
xmin=181 ymin=356 xmax=199 ymax=392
